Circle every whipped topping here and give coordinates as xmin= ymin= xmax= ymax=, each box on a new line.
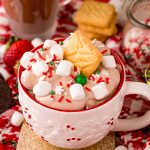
xmin=20 ymin=39 xmax=120 ymax=111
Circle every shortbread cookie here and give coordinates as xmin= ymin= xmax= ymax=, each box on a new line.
xmin=77 ymin=28 xmax=107 ymax=41
xmin=64 ymin=30 xmax=103 ymax=77
xmin=78 ymin=15 xmax=117 ymax=36
xmin=83 ymin=31 xmax=108 ymax=41
xmin=74 ymin=0 xmax=115 ymax=28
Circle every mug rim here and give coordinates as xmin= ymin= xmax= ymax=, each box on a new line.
xmin=18 ymin=39 xmax=125 ymax=112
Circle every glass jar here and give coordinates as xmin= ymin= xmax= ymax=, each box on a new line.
xmin=122 ymin=0 xmax=150 ymax=76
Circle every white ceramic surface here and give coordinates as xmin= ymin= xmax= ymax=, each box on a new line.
xmin=18 ymin=44 xmax=150 ymax=149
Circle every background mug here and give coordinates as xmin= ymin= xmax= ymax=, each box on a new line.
xmin=1 ymin=0 xmax=72 ymax=40
xmin=18 ymin=39 xmax=150 ymax=149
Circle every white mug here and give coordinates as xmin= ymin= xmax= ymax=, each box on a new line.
xmin=18 ymin=39 xmax=150 ymax=149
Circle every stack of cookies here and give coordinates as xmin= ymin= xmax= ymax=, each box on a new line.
xmin=74 ymin=0 xmax=117 ymax=42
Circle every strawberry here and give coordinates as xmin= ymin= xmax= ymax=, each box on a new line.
xmin=0 ymin=143 xmax=3 ymax=150
xmin=4 ymin=40 xmax=33 ymax=73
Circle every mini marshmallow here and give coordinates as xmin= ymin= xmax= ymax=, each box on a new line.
xmin=31 ymin=38 xmax=43 ymax=47
xmin=56 ymin=60 xmax=72 ymax=76
xmin=21 ymin=70 xmax=31 ymax=82
xmin=50 ymin=44 xmax=64 ymax=60
xmin=20 ymin=52 xmax=34 ymax=68
xmin=32 ymin=61 xmax=49 ymax=76
xmin=92 ymin=82 xmax=108 ymax=100
xmin=102 ymin=55 xmax=116 ymax=68
xmin=33 ymin=81 xmax=52 ymax=97
xmin=69 ymin=83 xmax=85 ymax=100
xmin=0 ymin=67 xmax=11 ymax=80
xmin=60 ymin=60 xmax=74 ymax=67
xmin=11 ymin=111 xmax=24 ymax=127
xmin=43 ymin=40 xmax=57 ymax=50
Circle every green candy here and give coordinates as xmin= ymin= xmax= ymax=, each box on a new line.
xmin=75 ymin=74 xmax=87 ymax=85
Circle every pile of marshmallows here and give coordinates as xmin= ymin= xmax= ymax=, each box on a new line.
xmin=20 ymin=39 xmax=117 ymax=102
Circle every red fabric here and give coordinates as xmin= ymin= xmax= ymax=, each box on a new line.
xmin=0 ymin=1 xmax=150 ymax=150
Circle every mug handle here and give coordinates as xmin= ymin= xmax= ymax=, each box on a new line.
xmin=60 ymin=0 xmax=72 ymax=6
xmin=112 ymin=81 xmax=150 ymax=131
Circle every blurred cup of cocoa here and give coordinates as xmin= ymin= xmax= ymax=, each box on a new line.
xmin=1 ymin=0 xmax=72 ymax=40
